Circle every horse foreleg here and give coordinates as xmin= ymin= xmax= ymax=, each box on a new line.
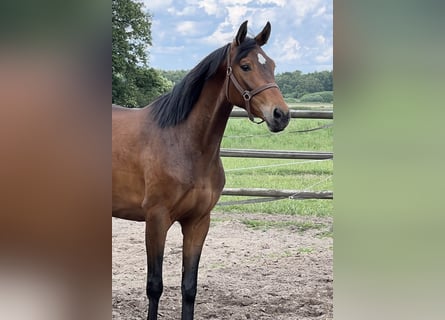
xmin=180 ymin=213 xmax=211 ymax=320
xmin=145 ymin=213 xmax=171 ymax=320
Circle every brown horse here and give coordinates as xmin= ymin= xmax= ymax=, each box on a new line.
xmin=112 ymin=21 xmax=290 ymax=320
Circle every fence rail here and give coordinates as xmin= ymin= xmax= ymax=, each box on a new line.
xmin=230 ymin=109 xmax=333 ymax=119
xmin=220 ymin=149 xmax=333 ymax=160
xmin=222 ymin=188 xmax=333 ymax=200
xmin=221 ymin=109 xmax=333 ymax=202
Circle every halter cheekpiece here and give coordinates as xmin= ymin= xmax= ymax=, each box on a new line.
xmin=225 ymin=47 xmax=279 ymax=124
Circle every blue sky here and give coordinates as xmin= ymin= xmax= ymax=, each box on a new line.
xmin=141 ymin=0 xmax=332 ymax=74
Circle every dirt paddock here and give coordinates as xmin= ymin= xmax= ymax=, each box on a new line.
xmin=112 ymin=212 xmax=333 ymax=320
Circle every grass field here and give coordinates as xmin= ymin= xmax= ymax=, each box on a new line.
xmin=215 ymin=103 xmax=333 ymax=217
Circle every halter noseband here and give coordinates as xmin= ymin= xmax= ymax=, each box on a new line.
xmin=225 ymin=48 xmax=279 ymax=124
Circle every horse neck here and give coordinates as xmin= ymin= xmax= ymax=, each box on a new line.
xmin=186 ymin=70 xmax=233 ymax=155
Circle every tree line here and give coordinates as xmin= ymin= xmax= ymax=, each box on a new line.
xmin=112 ymin=0 xmax=332 ymax=108
xmin=158 ymin=69 xmax=333 ymax=102
xmin=275 ymin=70 xmax=332 ymax=100
xmin=112 ymin=0 xmax=172 ymax=107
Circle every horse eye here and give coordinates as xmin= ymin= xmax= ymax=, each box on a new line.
xmin=240 ymin=64 xmax=251 ymax=71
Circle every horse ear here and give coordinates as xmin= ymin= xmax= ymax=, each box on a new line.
xmin=255 ymin=21 xmax=271 ymax=46
xmin=234 ymin=20 xmax=248 ymax=46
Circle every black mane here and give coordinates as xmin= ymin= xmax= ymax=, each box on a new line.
xmin=150 ymin=44 xmax=231 ymax=128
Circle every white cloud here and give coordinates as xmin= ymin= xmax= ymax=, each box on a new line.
xmin=276 ymin=36 xmax=302 ymax=62
xmin=175 ymin=21 xmax=209 ymax=37
xmin=316 ymin=35 xmax=326 ymax=45
xmin=152 ymin=45 xmax=185 ymax=54
xmin=198 ymin=0 xmax=221 ymax=16
xmin=202 ymin=22 xmax=233 ymax=46
xmin=227 ymin=5 xmax=249 ymax=27
xmin=176 ymin=21 xmax=196 ymax=35
xmin=312 ymin=5 xmax=326 ymax=17
xmin=167 ymin=6 xmax=197 ymax=16
xmin=202 ymin=6 xmax=250 ymax=46
xmin=313 ymin=64 xmax=332 ymax=72
xmin=249 ymin=9 xmax=278 ymax=31
xmin=287 ymin=0 xmax=323 ymax=24
xmin=141 ymin=0 xmax=173 ymax=11
xmin=144 ymin=0 xmax=332 ymax=72
xmin=257 ymin=0 xmax=286 ymax=6
xmin=315 ymin=46 xmax=332 ymax=63
xmin=220 ymin=0 xmax=251 ymax=5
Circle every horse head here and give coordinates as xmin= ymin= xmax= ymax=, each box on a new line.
xmin=226 ymin=21 xmax=290 ymax=132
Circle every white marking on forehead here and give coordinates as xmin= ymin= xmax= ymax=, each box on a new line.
xmin=257 ymin=53 xmax=267 ymax=65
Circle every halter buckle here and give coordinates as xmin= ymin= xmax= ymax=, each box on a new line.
xmin=242 ymin=91 xmax=251 ymax=101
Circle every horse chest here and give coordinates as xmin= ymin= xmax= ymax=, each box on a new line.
xmin=177 ymin=181 xmax=222 ymax=218
xmin=143 ymin=163 xmax=224 ymax=218
xmin=178 ymin=169 xmax=224 ymax=208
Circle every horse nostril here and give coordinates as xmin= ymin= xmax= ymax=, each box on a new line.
xmin=273 ymin=107 xmax=284 ymax=119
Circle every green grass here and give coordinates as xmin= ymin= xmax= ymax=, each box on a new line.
xmin=216 ymin=108 xmax=333 ymax=217
xmin=241 ymin=219 xmax=325 ymax=231
xmin=222 ymin=118 xmax=333 ymax=152
xmin=297 ymin=247 xmax=315 ymax=254
xmin=317 ymin=230 xmax=334 ymax=238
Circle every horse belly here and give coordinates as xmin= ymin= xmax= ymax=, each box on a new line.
xmin=112 ymin=206 xmax=146 ymax=221
xmin=112 ymin=170 xmax=146 ymax=221
xmin=112 ymin=190 xmax=146 ymax=221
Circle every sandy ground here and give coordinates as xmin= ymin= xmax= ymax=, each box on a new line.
xmin=112 ymin=212 xmax=333 ymax=320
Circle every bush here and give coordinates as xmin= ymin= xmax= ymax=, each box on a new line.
xmin=300 ymin=91 xmax=333 ymax=103
xmin=301 ymin=93 xmax=324 ymax=102
xmin=284 ymin=97 xmax=299 ymax=103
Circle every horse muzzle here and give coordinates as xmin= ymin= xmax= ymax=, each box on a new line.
xmin=265 ymin=107 xmax=290 ymax=132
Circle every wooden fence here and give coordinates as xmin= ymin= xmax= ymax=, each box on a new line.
xmin=220 ymin=149 xmax=333 ymax=160
xmin=221 ymin=109 xmax=333 ymax=201
xmin=222 ymin=188 xmax=333 ymax=199
xmin=230 ymin=109 xmax=333 ymax=119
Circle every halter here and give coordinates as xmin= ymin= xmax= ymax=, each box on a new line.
xmin=225 ymin=48 xmax=279 ymax=124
